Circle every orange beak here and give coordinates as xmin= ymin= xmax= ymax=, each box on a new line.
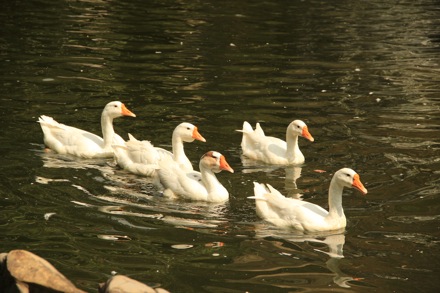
xmin=352 ymin=174 xmax=368 ymax=195
xmin=302 ymin=126 xmax=314 ymax=142
xmin=121 ymin=103 xmax=136 ymax=117
xmin=192 ymin=126 xmax=206 ymax=142
xmin=219 ymin=155 xmax=234 ymax=173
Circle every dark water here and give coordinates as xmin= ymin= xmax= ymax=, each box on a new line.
xmin=1 ymin=0 xmax=440 ymax=292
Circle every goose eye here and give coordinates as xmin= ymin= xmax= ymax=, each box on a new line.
xmin=114 ymin=105 xmax=118 ymax=108
xmin=346 ymin=174 xmax=351 ymax=177
xmin=187 ymin=127 xmax=191 ymax=130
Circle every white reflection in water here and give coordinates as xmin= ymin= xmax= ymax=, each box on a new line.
xmin=284 ymin=166 xmax=304 ymax=199
xmin=383 ymin=232 xmax=440 ymax=247
xmin=241 ymin=157 xmax=305 ymax=199
xmin=35 ymin=176 xmax=70 ymax=184
xmin=239 ymin=155 xmax=280 ymax=174
xmin=389 ymin=215 xmax=440 ymax=223
xmin=253 ymin=224 xmax=346 ymax=258
xmin=98 ymin=205 xmax=163 ymax=220
xmin=36 ymin=148 xmax=113 ymax=171
xmin=252 ymin=223 xmax=362 ymax=288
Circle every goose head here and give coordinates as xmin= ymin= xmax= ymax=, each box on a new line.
xmin=174 ymin=122 xmax=206 ymax=143
xmin=334 ymin=168 xmax=368 ymax=194
xmin=201 ymin=151 xmax=234 ymax=174
xmin=103 ymin=101 xmax=136 ymax=119
xmin=288 ymin=120 xmax=314 ymax=142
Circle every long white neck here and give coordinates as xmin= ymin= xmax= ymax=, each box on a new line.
xmin=101 ymin=112 xmax=115 ymax=149
xmin=172 ymin=133 xmax=191 ymax=169
xmin=326 ymin=177 xmax=345 ymax=220
xmin=200 ymin=164 xmax=228 ymax=202
xmin=285 ymin=131 xmax=304 ymax=164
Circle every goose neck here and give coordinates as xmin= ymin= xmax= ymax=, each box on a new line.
xmin=172 ymin=134 xmax=186 ymax=160
xmin=172 ymin=139 xmax=184 ymax=155
xmin=199 ymin=163 xmax=227 ymax=201
xmin=101 ymin=113 xmax=115 ymax=149
xmin=327 ymin=177 xmax=345 ymax=218
xmin=285 ymin=132 xmax=301 ymax=161
xmin=200 ymin=164 xmax=217 ymax=191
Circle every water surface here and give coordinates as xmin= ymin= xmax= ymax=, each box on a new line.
xmin=1 ymin=0 xmax=440 ymax=292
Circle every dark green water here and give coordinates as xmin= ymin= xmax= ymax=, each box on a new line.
xmin=1 ymin=0 xmax=440 ymax=292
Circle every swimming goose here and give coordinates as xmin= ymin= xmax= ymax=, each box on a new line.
xmin=158 ymin=151 xmax=234 ymax=202
xmin=38 ymin=101 xmax=136 ymax=158
xmin=249 ymin=168 xmax=367 ymax=232
xmin=113 ymin=122 xmax=206 ymax=176
xmin=237 ymin=120 xmax=314 ymax=165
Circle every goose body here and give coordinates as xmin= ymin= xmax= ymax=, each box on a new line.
xmin=158 ymin=151 xmax=234 ymax=202
xmin=113 ymin=123 xmax=206 ymax=176
xmin=112 ymin=134 xmax=161 ymax=176
xmin=38 ymin=101 xmax=136 ymax=158
xmin=250 ymin=168 xmax=367 ymax=232
xmin=237 ymin=120 xmax=314 ymax=165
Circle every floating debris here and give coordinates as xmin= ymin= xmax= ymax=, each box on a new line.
xmin=44 ymin=213 xmax=56 ymax=221
xmin=35 ymin=176 xmax=69 ymax=185
xmin=205 ymin=242 xmax=224 ymax=248
xmin=97 ymin=235 xmax=132 ymax=241
xmin=71 ymin=201 xmax=94 ymax=207
xmin=171 ymin=244 xmax=193 ymax=250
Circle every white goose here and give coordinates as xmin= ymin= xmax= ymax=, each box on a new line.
xmin=157 ymin=151 xmax=234 ymax=202
xmin=113 ymin=122 xmax=206 ymax=176
xmin=237 ymin=120 xmax=314 ymax=165
xmin=249 ymin=168 xmax=368 ymax=232
xmin=38 ymin=101 xmax=136 ymax=158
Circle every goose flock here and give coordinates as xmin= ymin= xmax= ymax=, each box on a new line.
xmin=38 ymin=101 xmax=368 ymax=233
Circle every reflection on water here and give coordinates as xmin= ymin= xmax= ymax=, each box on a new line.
xmin=2 ymin=0 xmax=440 ymax=292
xmin=240 ymin=159 xmax=304 ymax=198
xmin=284 ymin=166 xmax=304 ymax=199
xmin=96 ymin=189 xmax=229 ymax=230
xmin=250 ymin=224 xmax=360 ymax=288
xmin=225 ymin=227 xmax=365 ymax=291
xmin=39 ymin=153 xmax=232 ymax=231
xmin=36 ymin=148 xmax=114 ymax=171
